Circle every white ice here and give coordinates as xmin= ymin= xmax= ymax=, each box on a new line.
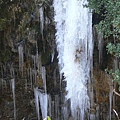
xmin=39 ymin=7 xmax=44 ymax=35
xmin=11 ymin=79 xmax=16 ymax=120
xmin=18 ymin=44 xmax=24 ymax=73
xmin=53 ymin=0 xmax=93 ymax=119
xmin=34 ymin=88 xmax=48 ymax=120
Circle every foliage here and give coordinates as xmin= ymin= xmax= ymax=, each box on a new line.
xmin=87 ymin=0 xmax=120 ymax=90
xmin=43 ymin=116 xmax=51 ymax=120
xmin=87 ymin=0 xmax=120 ymax=38
xmin=106 ymin=43 xmax=120 ymax=57
xmin=106 ymin=69 xmax=120 ymax=91
xmin=47 ymin=116 xmax=51 ymax=120
xmin=106 ymin=42 xmax=120 ymax=90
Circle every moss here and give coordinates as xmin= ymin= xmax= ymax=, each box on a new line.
xmin=0 ymin=48 xmax=13 ymax=63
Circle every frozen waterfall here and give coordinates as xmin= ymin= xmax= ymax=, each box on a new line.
xmin=53 ymin=0 xmax=93 ymax=119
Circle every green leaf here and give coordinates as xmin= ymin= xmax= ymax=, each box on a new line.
xmin=47 ymin=116 xmax=51 ymax=120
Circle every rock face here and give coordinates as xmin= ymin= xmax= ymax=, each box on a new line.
xmin=0 ymin=0 xmax=120 ymax=120
xmin=0 ymin=1 xmax=60 ymax=120
xmin=92 ymin=26 xmax=120 ymax=119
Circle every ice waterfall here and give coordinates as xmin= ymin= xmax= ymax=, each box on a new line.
xmin=54 ymin=0 xmax=93 ymax=119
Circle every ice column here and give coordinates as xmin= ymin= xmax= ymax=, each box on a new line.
xmin=18 ymin=44 xmax=24 ymax=74
xmin=11 ymin=79 xmax=16 ymax=120
xmin=54 ymin=0 xmax=93 ymax=119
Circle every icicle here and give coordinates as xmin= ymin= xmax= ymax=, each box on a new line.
xmin=89 ymin=87 xmax=96 ymax=120
xmin=4 ymin=63 xmax=7 ymax=75
xmin=98 ymin=32 xmax=104 ymax=65
xmin=114 ymin=56 xmax=118 ymax=70
xmin=39 ymin=92 xmax=48 ymax=119
xmin=10 ymin=64 xmax=15 ymax=78
xmin=34 ymin=42 xmax=42 ymax=76
xmin=63 ymin=106 xmax=68 ymax=120
xmin=34 ymin=69 xmax=37 ymax=85
xmin=53 ymin=69 xmax=57 ymax=86
xmin=35 ymin=42 xmax=42 ymax=75
xmin=11 ymin=79 xmax=16 ymax=120
xmin=34 ymin=87 xmax=48 ymax=120
xmin=63 ymin=99 xmax=72 ymax=120
xmin=30 ymin=68 xmax=33 ymax=88
xmin=32 ymin=55 xmax=36 ymax=69
xmin=48 ymin=95 xmax=52 ymax=117
xmin=31 ymin=69 xmax=36 ymax=85
xmin=45 ymin=16 xmax=50 ymax=25
xmin=53 ymin=0 xmax=66 ymax=78
xmin=109 ymin=75 xmax=113 ymax=120
xmin=27 ymin=68 xmax=30 ymax=86
xmin=36 ymin=42 xmax=39 ymax=71
xmin=51 ymin=50 xmax=55 ymax=62
xmin=39 ymin=7 xmax=46 ymax=52
xmin=18 ymin=44 xmax=24 ymax=75
xmin=42 ymin=67 xmax=46 ymax=93
xmin=55 ymin=95 xmax=59 ymax=120
xmin=25 ymin=79 xmax=28 ymax=91
xmin=109 ymin=87 xmax=113 ymax=120
xmin=39 ymin=7 xmax=44 ymax=35
xmin=93 ymin=26 xmax=103 ymax=65
xmin=1 ymin=79 xmax=7 ymax=91
xmin=53 ymin=0 xmax=93 ymax=119
xmin=34 ymin=55 xmax=36 ymax=69
xmin=51 ymin=101 xmax=55 ymax=119
xmin=96 ymin=105 xmax=100 ymax=119
xmin=34 ymin=88 xmax=40 ymax=120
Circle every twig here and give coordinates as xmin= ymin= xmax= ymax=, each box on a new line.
xmin=113 ymin=109 xmax=120 ymax=120
xmin=113 ymin=89 xmax=120 ymax=97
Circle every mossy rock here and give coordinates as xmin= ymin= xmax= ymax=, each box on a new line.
xmin=0 ymin=48 xmax=13 ymax=63
xmin=41 ymin=50 xmax=51 ymax=66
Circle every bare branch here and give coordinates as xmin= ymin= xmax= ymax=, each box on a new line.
xmin=113 ymin=89 xmax=120 ymax=97
xmin=113 ymin=109 xmax=120 ymax=120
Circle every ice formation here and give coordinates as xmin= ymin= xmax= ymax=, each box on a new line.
xmin=53 ymin=0 xmax=93 ymax=119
